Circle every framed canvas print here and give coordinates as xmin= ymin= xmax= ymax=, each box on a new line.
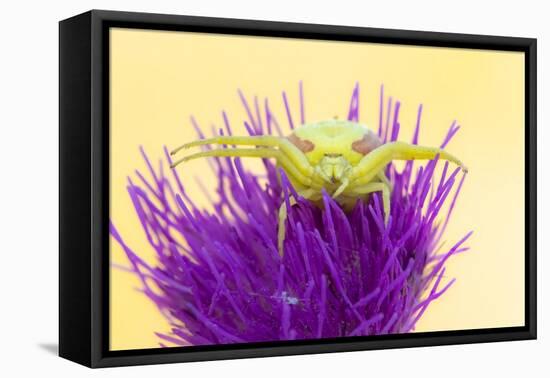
xmin=59 ymin=10 xmax=537 ymax=368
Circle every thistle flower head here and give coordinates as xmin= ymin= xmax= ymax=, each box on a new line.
xmin=110 ymin=83 xmax=470 ymax=346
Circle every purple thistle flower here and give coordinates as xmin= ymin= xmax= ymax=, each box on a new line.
xmin=110 ymin=83 xmax=471 ymax=347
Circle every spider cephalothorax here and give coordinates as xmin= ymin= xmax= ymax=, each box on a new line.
xmin=171 ymin=119 xmax=467 ymax=255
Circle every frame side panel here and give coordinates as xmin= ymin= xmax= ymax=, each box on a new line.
xmin=59 ymin=11 xmax=93 ymax=367
xmin=527 ymin=39 xmax=537 ymax=338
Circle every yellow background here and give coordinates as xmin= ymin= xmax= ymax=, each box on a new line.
xmin=109 ymin=28 xmax=525 ymax=351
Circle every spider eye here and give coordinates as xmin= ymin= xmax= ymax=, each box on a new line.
xmin=324 ymin=153 xmax=342 ymax=158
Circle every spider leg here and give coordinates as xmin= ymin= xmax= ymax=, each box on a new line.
xmin=332 ymin=177 xmax=350 ymax=199
xmin=377 ymin=171 xmax=393 ymax=192
xmin=349 ymin=141 xmax=467 ymax=185
xmin=171 ymin=147 xmax=318 ymax=189
xmin=277 ymin=201 xmax=292 ymax=256
xmin=171 ymin=135 xmax=316 ymax=180
xmin=278 ymin=189 xmax=316 ymax=256
xmin=350 ymin=181 xmax=391 ymax=224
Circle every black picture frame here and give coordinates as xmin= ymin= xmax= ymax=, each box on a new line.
xmin=59 ymin=9 xmax=537 ymax=368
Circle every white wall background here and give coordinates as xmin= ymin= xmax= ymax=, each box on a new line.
xmin=0 ymin=0 xmax=546 ymax=376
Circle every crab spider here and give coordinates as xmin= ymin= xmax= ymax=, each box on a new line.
xmin=171 ymin=120 xmax=467 ymax=256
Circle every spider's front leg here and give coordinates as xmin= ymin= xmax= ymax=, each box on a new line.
xmin=170 ymin=135 xmax=319 ymax=256
xmin=277 ymin=188 xmax=317 ymax=256
xmin=346 ymin=141 xmax=466 ymax=226
xmin=349 ymin=141 xmax=467 ymax=185
xmin=171 ymin=135 xmax=321 ymax=184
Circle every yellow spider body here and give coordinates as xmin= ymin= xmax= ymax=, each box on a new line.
xmin=171 ymin=120 xmax=467 ymax=255
xmin=284 ymin=120 xmax=383 ymax=206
